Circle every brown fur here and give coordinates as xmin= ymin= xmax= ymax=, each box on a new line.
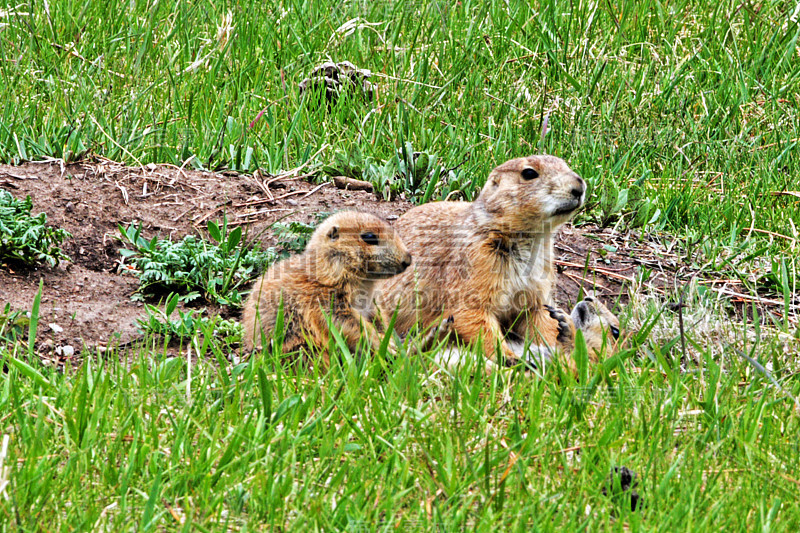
xmin=433 ymin=297 xmax=621 ymax=374
xmin=377 ymin=155 xmax=586 ymax=367
xmin=242 ymin=211 xmax=411 ymax=367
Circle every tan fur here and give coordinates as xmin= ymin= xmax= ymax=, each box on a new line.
xmin=377 ymin=155 xmax=586 ymax=367
xmin=433 ymin=297 xmax=621 ymax=374
xmin=570 ymin=296 xmax=621 ymax=361
xmin=242 ymin=211 xmax=411 ymax=368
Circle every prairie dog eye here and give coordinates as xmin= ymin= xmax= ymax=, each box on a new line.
xmin=610 ymin=326 xmax=620 ymax=340
xmin=521 ymin=168 xmax=539 ymax=180
xmin=361 ymin=232 xmax=379 ymax=245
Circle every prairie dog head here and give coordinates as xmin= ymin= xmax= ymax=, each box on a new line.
xmin=571 ymin=296 xmax=620 ymax=359
xmin=309 ymin=211 xmax=412 ymax=283
xmin=476 ymin=155 xmax=586 ymax=232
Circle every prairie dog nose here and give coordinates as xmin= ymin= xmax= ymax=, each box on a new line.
xmin=400 ymin=253 xmax=412 ymax=271
xmin=571 ymin=176 xmax=586 ymax=199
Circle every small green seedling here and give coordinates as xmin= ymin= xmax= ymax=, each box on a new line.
xmin=137 ymin=292 xmax=243 ymax=345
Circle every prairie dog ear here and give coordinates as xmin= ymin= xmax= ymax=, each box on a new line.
xmin=327 ymin=225 xmax=339 ymax=241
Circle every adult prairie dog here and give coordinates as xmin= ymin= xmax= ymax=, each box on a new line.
xmin=377 ymin=155 xmax=586 ymax=368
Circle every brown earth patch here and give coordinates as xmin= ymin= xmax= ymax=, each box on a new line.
xmin=1 ymin=160 xmax=411 ymax=356
xmin=1 ymin=159 xmax=679 ymax=361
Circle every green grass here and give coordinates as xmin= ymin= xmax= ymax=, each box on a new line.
xmin=2 ymin=0 xmax=799 ymax=250
xmin=1 ymin=0 xmax=800 ymax=530
xmin=136 ymin=292 xmax=243 ymax=347
xmin=1 ymin=300 xmax=798 ymax=530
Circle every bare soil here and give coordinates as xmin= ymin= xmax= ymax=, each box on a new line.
xmin=1 ymin=160 xmax=665 ymax=362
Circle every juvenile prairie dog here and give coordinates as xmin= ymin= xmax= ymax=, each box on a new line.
xmin=434 ymin=296 xmax=621 ymax=373
xmin=570 ymin=295 xmax=621 ymax=359
xmin=377 ymin=155 xmax=586 ymax=368
xmin=242 ymin=211 xmax=411 ymax=367
xmin=513 ymin=296 xmax=622 ymax=373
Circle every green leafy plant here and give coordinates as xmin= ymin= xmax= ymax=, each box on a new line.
xmin=137 ymin=293 xmax=243 ymax=345
xmin=396 ymin=142 xmax=445 ymax=202
xmin=119 ymin=218 xmax=276 ymax=306
xmin=0 ymin=190 xmax=71 ymax=267
xmin=363 ymin=156 xmax=405 ymax=200
xmin=321 ymin=145 xmax=459 ymax=202
xmin=592 ymin=180 xmax=661 ymax=229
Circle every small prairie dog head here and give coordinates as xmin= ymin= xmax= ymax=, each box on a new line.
xmin=308 ymin=211 xmax=412 ymax=283
xmin=477 ymin=155 xmax=586 ymax=231
xmin=571 ymin=296 xmax=620 ymax=359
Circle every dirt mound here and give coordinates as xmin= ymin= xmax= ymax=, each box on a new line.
xmin=1 ymin=160 xmax=650 ymax=361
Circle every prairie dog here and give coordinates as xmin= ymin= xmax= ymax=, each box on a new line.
xmin=242 ymin=211 xmax=411 ymax=367
xmin=433 ymin=297 xmax=620 ymax=373
xmin=570 ymin=295 xmax=620 ymax=358
xmin=377 ymin=155 xmax=586 ymax=367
